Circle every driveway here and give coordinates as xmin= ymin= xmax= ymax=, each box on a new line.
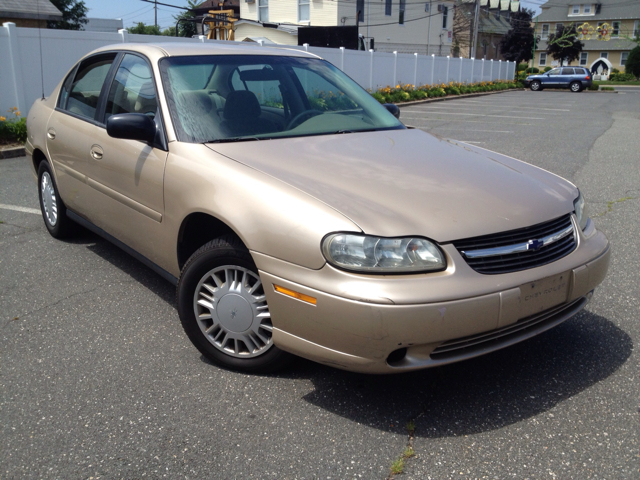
xmin=1 ymin=89 xmax=638 ymax=479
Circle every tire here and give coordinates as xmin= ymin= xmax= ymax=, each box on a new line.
xmin=570 ymin=81 xmax=582 ymax=92
xmin=529 ymin=80 xmax=541 ymax=91
xmin=37 ymin=161 xmax=74 ymax=238
xmin=177 ymin=236 xmax=292 ymax=373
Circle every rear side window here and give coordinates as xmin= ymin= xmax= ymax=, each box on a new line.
xmin=561 ymin=68 xmax=575 ymax=75
xmin=59 ymin=54 xmax=117 ymax=120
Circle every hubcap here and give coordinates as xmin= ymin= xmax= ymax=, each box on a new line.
xmin=40 ymin=172 xmax=58 ymax=226
xmin=194 ymin=266 xmax=273 ymax=358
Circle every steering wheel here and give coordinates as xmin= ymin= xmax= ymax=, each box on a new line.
xmin=286 ymin=109 xmax=322 ymax=130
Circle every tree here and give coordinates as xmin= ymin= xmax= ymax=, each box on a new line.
xmin=174 ymin=0 xmax=199 ymax=38
xmin=625 ymin=45 xmax=640 ymax=79
xmin=546 ymin=24 xmax=584 ymax=66
xmin=127 ymin=22 xmax=162 ymax=36
xmin=47 ymin=0 xmax=88 ymax=30
xmin=499 ymin=8 xmax=537 ymax=64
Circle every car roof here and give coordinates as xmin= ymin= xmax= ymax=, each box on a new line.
xmin=88 ymin=41 xmax=320 ymax=63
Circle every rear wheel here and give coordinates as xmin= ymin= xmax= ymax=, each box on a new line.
xmin=570 ymin=81 xmax=582 ymax=92
xmin=530 ymin=80 xmax=542 ymax=91
xmin=37 ymin=161 xmax=74 ymax=238
xmin=177 ymin=236 xmax=292 ymax=373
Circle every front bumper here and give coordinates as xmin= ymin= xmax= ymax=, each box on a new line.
xmin=255 ymin=222 xmax=610 ymax=374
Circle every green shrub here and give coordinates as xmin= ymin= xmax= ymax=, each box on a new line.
xmin=600 ymin=86 xmax=615 ymax=91
xmin=525 ymin=67 xmax=540 ymax=74
xmin=517 ymin=63 xmax=529 ymax=72
xmin=371 ymin=92 xmax=385 ymax=104
xmin=609 ymin=72 xmax=634 ymax=82
xmin=544 ymin=66 xmax=553 ymax=72
xmin=611 ymin=68 xmax=620 ymax=74
xmin=625 ymin=45 xmax=640 ymax=79
xmin=587 ymin=84 xmax=599 ymax=90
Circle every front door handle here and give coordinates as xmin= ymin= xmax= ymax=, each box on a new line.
xmin=90 ymin=145 xmax=104 ymax=160
xmin=47 ymin=128 xmax=56 ymax=140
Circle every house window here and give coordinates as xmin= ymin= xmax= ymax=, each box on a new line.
xmin=611 ymin=21 xmax=620 ymax=37
xmin=635 ymin=20 xmax=640 ymax=37
xmin=399 ymin=0 xmax=406 ymax=25
xmin=357 ymin=0 xmax=364 ymax=22
xmin=556 ymin=23 xmax=564 ymax=32
xmin=572 ymin=5 xmax=580 ymax=14
xmin=621 ymin=52 xmax=629 ymax=66
xmin=541 ymin=24 xmax=550 ymax=39
xmin=385 ymin=0 xmax=392 ymax=16
xmin=258 ymin=0 xmax=268 ymax=22
xmin=539 ymin=52 xmax=547 ymax=66
xmin=600 ymin=52 xmax=608 ymax=59
xmin=579 ymin=52 xmax=588 ymax=65
xmin=298 ymin=0 xmax=310 ymax=22
xmin=442 ymin=5 xmax=448 ymax=29
xmin=583 ymin=4 xmax=591 ymax=14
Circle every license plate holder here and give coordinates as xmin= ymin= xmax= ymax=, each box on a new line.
xmin=519 ymin=271 xmax=569 ymax=318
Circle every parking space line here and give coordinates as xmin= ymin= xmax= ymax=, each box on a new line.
xmin=400 ymin=112 xmax=544 ymax=119
xmin=0 ymin=204 xmax=41 ymax=215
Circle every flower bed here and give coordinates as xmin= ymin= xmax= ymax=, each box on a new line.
xmin=371 ymin=80 xmax=523 ymax=104
xmin=0 ymin=107 xmax=27 ymax=146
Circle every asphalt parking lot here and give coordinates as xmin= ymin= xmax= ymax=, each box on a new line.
xmin=1 ymin=88 xmax=639 ymax=479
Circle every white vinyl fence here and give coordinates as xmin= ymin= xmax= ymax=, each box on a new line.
xmin=0 ymin=22 xmax=515 ymax=116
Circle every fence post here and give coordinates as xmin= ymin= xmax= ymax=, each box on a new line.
xmin=303 ymin=43 xmax=309 ymax=51
xmin=118 ymin=28 xmax=128 ymax=43
xmin=446 ymin=56 xmax=451 ymax=83
xmin=431 ymin=54 xmax=435 ymax=85
xmin=481 ymin=58 xmax=485 ymax=82
xmin=458 ymin=57 xmax=463 ymax=83
xmin=369 ymin=49 xmax=374 ymax=90
xmin=471 ymin=58 xmax=475 ymax=83
xmin=340 ymin=46 xmax=345 ymax=71
xmin=413 ymin=53 xmax=418 ymax=88
xmin=490 ymin=59 xmax=494 ymax=80
xmin=498 ymin=60 xmax=502 ymax=80
xmin=393 ymin=51 xmax=398 ymax=87
xmin=3 ymin=22 xmax=25 ymax=113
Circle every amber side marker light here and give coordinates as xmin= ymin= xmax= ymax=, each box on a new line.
xmin=274 ymin=284 xmax=317 ymax=305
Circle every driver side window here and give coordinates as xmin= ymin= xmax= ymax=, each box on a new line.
xmin=104 ymin=54 xmax=157 ymax=123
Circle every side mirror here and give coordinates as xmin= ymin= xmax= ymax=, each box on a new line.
xmin=383 ymin=103 xmax=400 ymax=119
xmin=107 ymin=113 xmax=156 ymax=144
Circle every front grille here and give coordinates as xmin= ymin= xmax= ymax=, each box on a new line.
xmin=453 ymin=214 xmax=576 ymax=274
xmin=430 ymin=296 xmax=586 ymax=361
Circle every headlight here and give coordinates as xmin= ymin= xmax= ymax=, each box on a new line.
xmin=574 ymin=191 xmax=589 ymax=230
xmin=322 ymin=233 xmax=446 ymax=273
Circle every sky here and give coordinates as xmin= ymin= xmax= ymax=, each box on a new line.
xmin=81 ymin=0 xmax=544 ymax=31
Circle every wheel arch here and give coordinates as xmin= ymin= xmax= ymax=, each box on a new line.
xmin=31 ymin=148 xmax=48 ymax=173
xmin=177 ymin=212 xmax=244 ymax=270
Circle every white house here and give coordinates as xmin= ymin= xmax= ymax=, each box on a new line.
xmin=235 ymin=0 xmax=454 ymax=55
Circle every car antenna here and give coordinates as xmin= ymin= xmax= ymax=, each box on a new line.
xmin=37 ymin=0 xmax=45 ymax=99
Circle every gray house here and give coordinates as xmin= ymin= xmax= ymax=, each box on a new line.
xmin=0 ymin=0 xmax=62 ymax=28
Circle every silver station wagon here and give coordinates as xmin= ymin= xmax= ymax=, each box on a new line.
xmin=27 ymin=43 xmax=610 ymax=374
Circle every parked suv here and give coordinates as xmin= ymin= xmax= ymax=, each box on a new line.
xmin=525 ymin=67 xmax=592 ymax=92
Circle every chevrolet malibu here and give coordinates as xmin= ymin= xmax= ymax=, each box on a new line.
xmin=26 ymin=43 xmax=610 ymax=374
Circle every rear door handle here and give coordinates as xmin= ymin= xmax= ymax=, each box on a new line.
xmin=47 ymin=128 xmax=56 ymax=140
xmin=90 ymin=145 xmax=103 ymax=160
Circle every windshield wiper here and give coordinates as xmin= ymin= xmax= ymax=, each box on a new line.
xmin=206 ymin=137 xmax=262 ymax=143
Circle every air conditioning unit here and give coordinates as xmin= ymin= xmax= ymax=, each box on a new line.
xmin=245 ymin=0 xmax=255 ymax=3
xmin=437 ymin=4 xmax=445 ymax=13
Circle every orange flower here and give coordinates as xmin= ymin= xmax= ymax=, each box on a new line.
xmin=15 ymin=111 xmax=21 ymax=116
xmin=0 ymin=116 xmax=6 ymax=122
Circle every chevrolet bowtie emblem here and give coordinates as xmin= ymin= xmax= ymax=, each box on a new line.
xmin=527 ymin=239 xmax=544 ymax=251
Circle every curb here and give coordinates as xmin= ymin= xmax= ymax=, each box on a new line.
xmin=0 ymin=145 xmax=25 ymax=159
xmin=395 ymin=88 xmax=522 ymax=107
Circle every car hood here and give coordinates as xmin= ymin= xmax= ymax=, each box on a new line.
xmin=206 ymin=129 xmax=577 ymax=242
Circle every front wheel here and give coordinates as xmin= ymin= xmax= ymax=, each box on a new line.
xmin=37 ymin=161 xmax=74 ymax=238
xmin=570 ymin=81 xmax=582 ymax=92
xmin=530 ymin=80 xmax=542 ymax=91
xmin=177 ymin=236 xmax=292 ymax=373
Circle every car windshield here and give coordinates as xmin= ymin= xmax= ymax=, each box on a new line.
xmin=159 ymin=54 xmax=404 ymax=143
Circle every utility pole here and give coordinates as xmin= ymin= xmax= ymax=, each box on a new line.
xmin=154 ymin=0 xmax=158 ymax=28
xmin=427 ymin=0 xmax=432 ymax=55
xmin=471 ymin=0 xmax=480 ymax=58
